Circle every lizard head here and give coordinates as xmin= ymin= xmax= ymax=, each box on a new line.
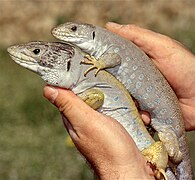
xmin=7 ymin=41 xmax=81 ymax=89
xmin=52 ymin=22 xmax=96 ymax=46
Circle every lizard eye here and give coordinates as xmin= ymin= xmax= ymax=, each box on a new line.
xmin=33 ymin=49 xmax=40 ymax=55
xmin=71 ymin=26 xmax=77 ymax=32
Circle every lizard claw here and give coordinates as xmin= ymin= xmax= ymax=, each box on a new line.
xmin=83 ymin=66 xmax=96 ymax=77
xmin=82 ymin=54 xmax=97 ymax=64
xmin=146 ymin=161 xmax=168 ymax=180
xmin=81 ymin=54 xmax=105 ymax=77
xmin=81 ymin=55 xmax=95 ymax=64
xmin=94 ymin=68 xmax=102 ymax=76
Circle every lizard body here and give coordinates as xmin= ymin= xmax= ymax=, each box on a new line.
xmin=8 ymin=41 xmax=170 ymax=179
xmin=51 ymin=22 xmax=192 ymax=180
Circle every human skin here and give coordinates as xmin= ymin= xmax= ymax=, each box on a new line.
xmin=43 ymin=86 xmax=155 ymax=179
xmin=106 ymin=22 xmax=195 ymax=131
xmin=43 ymin=24 xmax=195 ymax=179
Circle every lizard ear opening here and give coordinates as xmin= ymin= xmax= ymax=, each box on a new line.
xmin=92 ymin=31 xmax=95 ymax=40
xmin=67 ymin=60 xmax=71 ymax=72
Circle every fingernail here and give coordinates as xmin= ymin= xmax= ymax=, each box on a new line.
xmin=44 ymin=86 xmax=58 ymax=103
xmin=106 ymin=22 xmax=122 ymax=28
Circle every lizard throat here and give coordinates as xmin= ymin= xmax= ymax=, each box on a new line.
xmin=76 ymin=40 xmax=96 ymax=55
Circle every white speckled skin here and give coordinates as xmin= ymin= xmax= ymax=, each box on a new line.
xmin=52 ymin=23 xmax=192 ymax=180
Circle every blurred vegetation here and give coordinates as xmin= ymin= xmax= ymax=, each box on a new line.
xmin=0 ymin=0 xmax=195 ymax=179
xmin=0 ymin=49 xmax=94 ymax=180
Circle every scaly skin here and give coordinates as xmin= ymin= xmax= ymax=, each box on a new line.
xmin=51 ymin=22 xmax=192 ymax=180
xmin=8 ymin=41 xmax=169 ymax=180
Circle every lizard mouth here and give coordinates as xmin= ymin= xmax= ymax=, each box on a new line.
xmin=7 ymin=46 xmax=37 ymax=64
xmin=8 ymin=53 xmax=35 ymax=64
xmin=7 ymin=46 xmax=39 ymax=73
xmin=9 ymin=53 xmax=39 ymax=73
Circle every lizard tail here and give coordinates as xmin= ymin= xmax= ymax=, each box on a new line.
xmin=176 ymin=133 xmax=192 ymax=180
xmin=166 ymin=168 xmax=177 ymax=180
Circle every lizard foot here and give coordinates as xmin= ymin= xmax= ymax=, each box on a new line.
xmin=142 ymin=141 xmax=168 ymax=180
xmin=147 ymin=161 xmax=168 ymax=180
xmin=81 ymin=54 xmax=106 ymax=76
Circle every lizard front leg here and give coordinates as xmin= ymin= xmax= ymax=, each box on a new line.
xmin=78 ymin=88 xmax=104 ymax=110
xmin=81 ymin=53 xmax=121 ymax=76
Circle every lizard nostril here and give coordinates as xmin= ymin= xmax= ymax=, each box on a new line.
xmin=51 ymin=27 xmax=58 ymax=35
xmin=7 ymin=46 xmax=16 ymax=54
xmin=7 ymin=47 xmax=12 ymax=53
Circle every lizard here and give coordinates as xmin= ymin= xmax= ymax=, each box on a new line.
xmin=51 ymin=22 xmax=192 ymax=180
xmin=7 ymin=41 xmax=174 ymax=180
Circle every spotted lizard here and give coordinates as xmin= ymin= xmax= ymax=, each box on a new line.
xmin=51 ymin=22 xmax=192 ymax=180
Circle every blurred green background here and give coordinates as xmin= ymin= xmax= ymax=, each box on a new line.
xmin=0 ymin=0 xmax=195 ymax=179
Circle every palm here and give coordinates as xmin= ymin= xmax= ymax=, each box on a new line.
xmin=106 ymin=23 xmax=195 ymax=130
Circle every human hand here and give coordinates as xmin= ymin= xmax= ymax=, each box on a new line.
xmin=43 ymin=86 xmax=154 ymax=180
xmin=106 ymin=22 xmax=195 ymax=131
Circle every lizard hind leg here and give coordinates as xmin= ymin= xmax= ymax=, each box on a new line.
xmin=158 ymin=128 xmax=183 ymax=164
xmin=141 ymin=141 xmax=168 ymax=180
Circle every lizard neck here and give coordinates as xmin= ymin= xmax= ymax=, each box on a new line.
xmin=75 ymin=28 xmax=109 ymax=59
xmin=89 ymin=27 xmax=113 ymax=58
xmin=76 ymin=39 xmax=95 ymax=55
xmin=92 ymin=37 xmax=109 ymax=58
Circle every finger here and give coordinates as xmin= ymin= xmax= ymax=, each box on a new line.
xmin=61 ymin=115 xmax=76 ymax=138
xmin=139 ymin=110 xmax=151 ymax=126
xmin=43 ymin=85 xmax=94 ymax=122
xmin=105 ymin=22 xmax=185 ymax=60
xmin=43 ymin=85 xmax=97 ymax=138
xmin=132 ymin=97 xmax=151 ymax=125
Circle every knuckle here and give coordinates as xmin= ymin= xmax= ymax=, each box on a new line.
xmin=56 ymin=96 xmax=73 ymax=115
xmin=124 ymin=24 xmax=140 ymax=30
xmin=127 ymin=24 xmax=137 ymax=28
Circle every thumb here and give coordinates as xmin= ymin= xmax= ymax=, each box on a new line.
xmin=43 ymin=85 xmax=96 ymax=138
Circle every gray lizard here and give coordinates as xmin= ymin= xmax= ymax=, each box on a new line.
xmin=8 ymin=41 xmax=173 ymax=180
xmin=51 ymin=22 xmax=192 ymax=180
